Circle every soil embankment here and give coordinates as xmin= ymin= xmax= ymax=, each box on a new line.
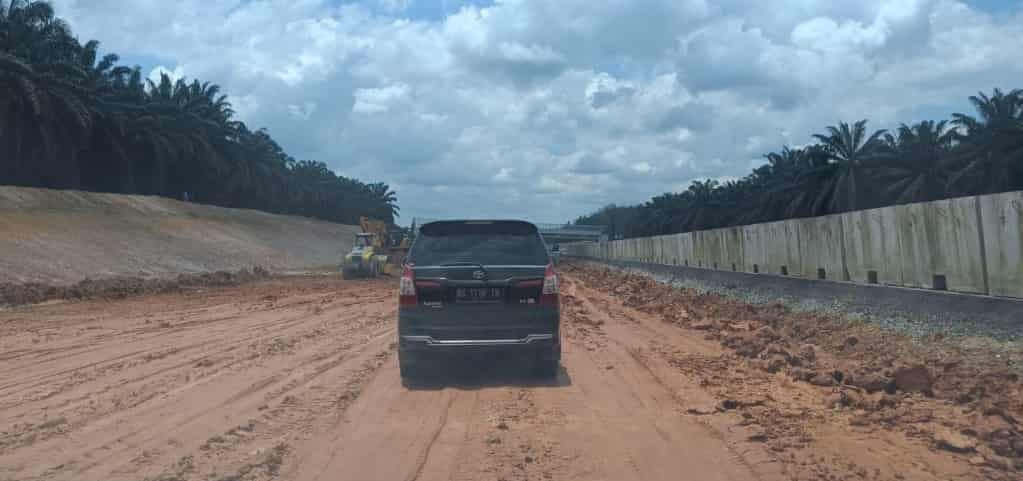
xmin=0 ymin=186 xmax=358 ymax=285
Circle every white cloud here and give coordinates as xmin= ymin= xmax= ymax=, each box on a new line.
xmin=585 ymin=73 xmax=636 ymax=110
xmin=631 ymin=162 xmax=653 ymax=174
xmin=790 ymin=16 xmax=887 ymax=53
xmin=287 ymin=102 xmax=318 ymax=121
xmin=48 ymin=0 xmax=1023 ymax=222
xmin=148 ymin=65 xmax=185 ymax=83
xmin=353 ymin=83 xmax=410 ymax=114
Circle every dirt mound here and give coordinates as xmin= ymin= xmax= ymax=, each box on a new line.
xmin=566 ymin=261 xmax=1023 ymax=478
xmin=0 ymin=267 xmax=271 ymax=306
xmin=0 ymin=187 xmax=358 ymax=285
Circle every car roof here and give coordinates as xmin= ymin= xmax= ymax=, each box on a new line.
xmin=421 ymin=219 xmax=535 ymax=225
xmin=419 ymin=219 xmax=537 ymax=228
xmin=418 ymin=219 xmax=539 ymax=234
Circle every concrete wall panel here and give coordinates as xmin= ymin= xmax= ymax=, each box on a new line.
xmin=712 ymin=229 xmax=728 ymax=270
xmin=895 ymin=198 xmax=986 ymax=293
xmin=720 ymin=226 xmax=745 ymax=272
xmin=796 ymin=215 xmax=847 ymax=281
xmin=690 ymin=231 xmax=706 ymax=268
xmin=761 ymin=220 xmax=801 ymax=276
xmin=840 ymin=207 xmax=902 ymax=286
xmin=741 ymin=224 xmax=767 ymax=273
xmin=679 ymin=233 xmax=694 ymax=267
xmin=980 ymin=191 xmax=1023 ymax=298
xmin=895 ymin=202 xmax=932 ymax=289
xmin=693 ymin=230 xmax=722 ymax=269
xmin=933 ymin=197 xmax=987 ymax=294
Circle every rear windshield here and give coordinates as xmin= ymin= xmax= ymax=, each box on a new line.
xmin=408 ymin=222 xmax=549 ymax=266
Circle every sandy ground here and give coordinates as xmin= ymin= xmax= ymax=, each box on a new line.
xmin=0 ymin=187 xmax=357 ymax=284
xmin=1 ymin=263 xmax=1017 ymax=481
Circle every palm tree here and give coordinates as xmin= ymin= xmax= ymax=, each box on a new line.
xmin=641 ymin=192 xmax=685 ymax=235
xmin=679 ymin=179 xmax=723 ymax=231
xmin=1 ymin=1 xmax=97 ymax=187
xmin=2 ymin=0 xmax=399 ymax=225
xmin=756 ymin=146 xmax=835 ymax=219
xmin=812 ymin=120 xmax=888 ymax=213
xmin=368 ymin=182 xmax=400 ymax=221
xmin=880 ymin=120 xmax=956 ymax=204
xmin=949 ymin=88 xmax=1023 ymax=193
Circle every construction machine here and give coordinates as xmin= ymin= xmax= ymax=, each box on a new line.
xmin=341 ymin=217 xmax=410 ymax=279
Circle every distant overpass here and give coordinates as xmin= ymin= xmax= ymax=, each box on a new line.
xmin=412 ymin=218 xmax=605 ymax=245
xmin=532 ymin=223 xmax=606 ymax=244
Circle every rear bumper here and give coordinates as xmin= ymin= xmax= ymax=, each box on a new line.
xmin=398 ymin=332 xmax=560 ymax=361
xmin=398 ymin=306 xmax=560 ymax=360
xmin=401 ymin=333 xmax=554 ymax=347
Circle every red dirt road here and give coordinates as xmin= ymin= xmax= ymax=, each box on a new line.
xmin=1 ymin=265 xmax=1009 ymax=481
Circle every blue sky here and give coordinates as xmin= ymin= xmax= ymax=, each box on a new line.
xmin=964 ymin=0 xmax=1021 ymax=13
xmin=51 ymin=0 xmax=1023 ymax=224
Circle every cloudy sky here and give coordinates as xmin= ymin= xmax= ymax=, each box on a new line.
xmin=51 ymin=0 xmax=1023 ymax=224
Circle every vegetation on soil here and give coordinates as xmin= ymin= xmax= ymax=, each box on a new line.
xmin=576 ymin=91 xmax=1023 ymax=238
xmin=1 ymin=0 xmax=398 ymax=224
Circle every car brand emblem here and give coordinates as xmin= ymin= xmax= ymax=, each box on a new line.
xmin=472 ymin=270 xmax=486 ymax=280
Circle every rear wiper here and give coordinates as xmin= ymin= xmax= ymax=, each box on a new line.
xmin=440 ymin=262 xmax=487 ymax=271
xmin=440 ymin=262 xmax=490 ymax=279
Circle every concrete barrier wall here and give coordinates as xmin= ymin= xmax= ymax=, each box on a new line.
xmin=893 ymin=197 xmax=986 ymax=293
xmin=763 ymin=220 xmax=801 ymax=276
xmin=980 ymin=191 xmax=1023 ymax=298
xmin=563 ymin=190 xmax=1023 ymax=299
xmin=840 ymin=206 xmax=902 ymax=286
xmin=796 ymin=215 xmax=847 ymax=281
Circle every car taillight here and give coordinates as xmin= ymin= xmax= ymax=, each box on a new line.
xmin=399 ymin=264 xmax=417 ymax=306
xmin=540 ymin=262 xmax=558 ymax=306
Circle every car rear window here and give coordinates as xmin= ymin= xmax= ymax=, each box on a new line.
xmin=408 ymin=221 xmax=549 ymax=266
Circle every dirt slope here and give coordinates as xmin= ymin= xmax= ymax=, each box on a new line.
xmin=0 ymin=186 xmax=358 ymax=284
xmin=2 ymin=262 xmax=1013 ymax=481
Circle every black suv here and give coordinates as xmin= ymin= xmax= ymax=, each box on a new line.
xmin=397 ymin=220 xmax=560 ymax=383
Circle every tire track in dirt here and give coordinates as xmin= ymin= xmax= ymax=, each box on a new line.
xmin=560 ymin=275 xmax=783 ymax=481
xmin=0 ymin=275 xmax=398 ymax=481
xmin=0 ymin=284 xmax=383 ymax=384
xmin=404 ymin=393 xmax=458 ymax=481
xmin=282 ymin=272 xmax=764 ymax=481
xmin=0 ymin=288 xmax=389 ymax=414
xmin=0 ymin=310 xmax=381 ymax=441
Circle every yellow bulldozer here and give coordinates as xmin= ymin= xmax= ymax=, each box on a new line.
xmin=341 ymin=217 xmax=410 ymax=279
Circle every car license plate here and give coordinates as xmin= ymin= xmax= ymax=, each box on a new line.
xmin=455 ymin=287 xmax=504 ymax=303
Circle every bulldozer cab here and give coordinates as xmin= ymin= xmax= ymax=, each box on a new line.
xmin=355 ymin=233 xmax=376 ymax=248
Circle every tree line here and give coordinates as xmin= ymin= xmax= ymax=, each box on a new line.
xmin=1 ymin=0 xmax=398 ymax=224
xmin=575 ymin=89 xmax=1023 ymax=239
